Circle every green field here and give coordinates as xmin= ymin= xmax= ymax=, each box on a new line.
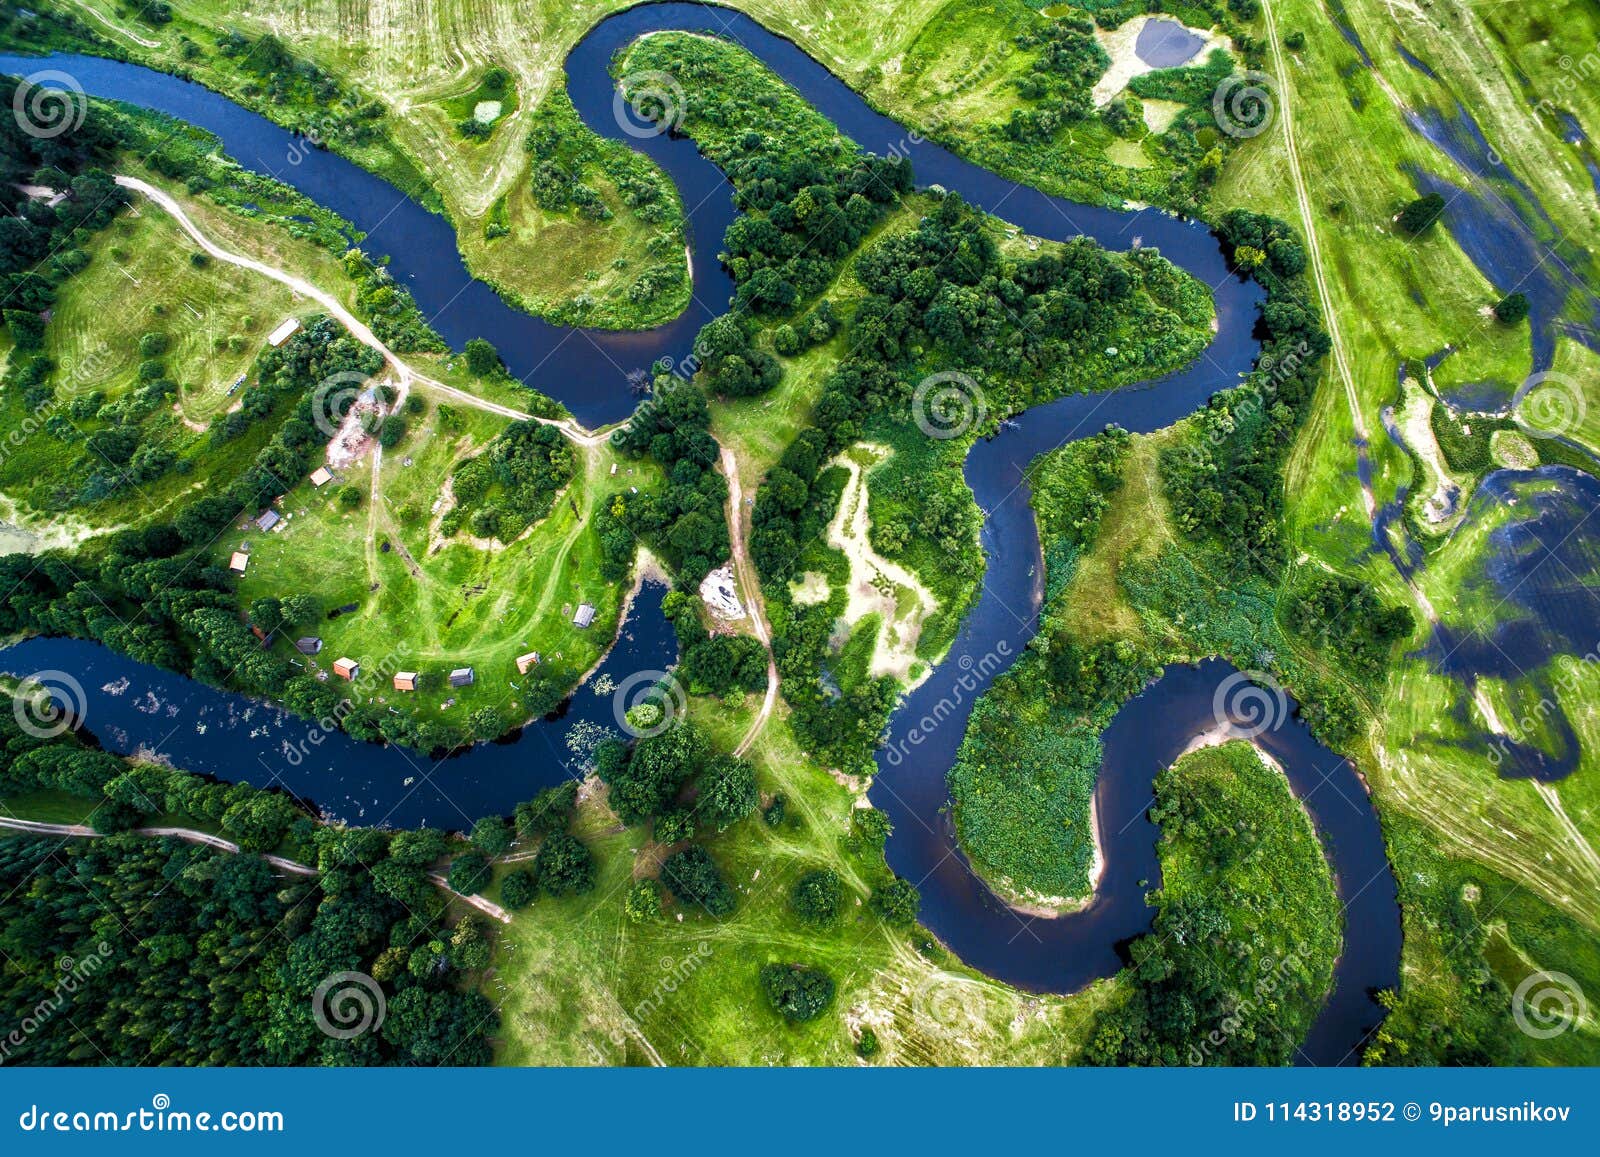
xmin=219 ymin=385 xmax=662 ymax=732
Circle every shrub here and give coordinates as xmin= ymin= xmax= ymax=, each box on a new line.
xmin=447 ymin=851 xmax=492 ymax=896
xmin=500 ymin=868 xmax=538 ymax=909
xmin=1397 ymin=193 xmax=1446 ymax=235
xmin=791 ymin=868 xmax=842 ymax=925
xmin=759 ymin=963 xmax=835 ymax=1023
xmin=625 ymin=879 xmax=663 ymax=923
xmin=1493 ymin=292 xmax=1529 ymax=324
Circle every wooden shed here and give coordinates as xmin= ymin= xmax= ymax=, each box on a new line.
xmin=515 ymin=651 xmax=541 ymax=675
xmin=310 ymin=467 xmax=333 ymax=487
xmin=449 ymin=667 xmax=475 ymax=688
xmin=332 ymin=657 xmax=360 ymax=680
xmin=228 ymin=551 xmax=249 ymax=574
xmin=393 ymin=672 xmax=418 ymax=692
xmin=573 ymin=603 xmax=596 ymax=628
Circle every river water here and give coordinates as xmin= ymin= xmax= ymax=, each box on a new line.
xmin=0 ymin=3 xmax=1398 ymax=1063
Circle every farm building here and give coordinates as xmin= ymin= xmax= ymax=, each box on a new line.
xmin=254 ymin=510 xmax=281 ymax=532
xmin=332 ymin=657 xmax=360 ymax=680
xmin=393 ymin=672 xmax=418 ymax=692
xmin=449 ymin=667 xmax=475 ymax=688
xmin=266 ymin=317 xmax=302 ymax=347
xmin=573 ymin=603 xmax=596 ymax=628
xmin=228 ymin=551 xmax=249 ymax=574
xmin=310 ymin=466 xmax=333 ymax=487
xmin=515 ymin=651 xmax=541 ymax=675
xmin=295 ymin=637 xmax=323 ymax=655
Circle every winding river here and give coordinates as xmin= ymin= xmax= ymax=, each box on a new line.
xmin=0 ymin=2 xmax=1398 ymax=1064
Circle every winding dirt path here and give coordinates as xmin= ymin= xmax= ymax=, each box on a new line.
xmin=121 ymin=172 xmax=778 ymax=755
xmin=0 ymin=815 xmax=511 ymax=923
xmin=720 ymin=445 xmax=778 ymax=757
xmin=1260 ymin=3 xmax=1371 ymax=521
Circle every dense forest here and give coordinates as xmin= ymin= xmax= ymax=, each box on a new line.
xmin=0 ymin=721 xmax=495 ymax=1064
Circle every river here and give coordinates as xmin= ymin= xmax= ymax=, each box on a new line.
xmin=0 ymin=2 xmax=1397 ymax=1064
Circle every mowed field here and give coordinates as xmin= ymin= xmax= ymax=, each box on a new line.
xmin=1209 ymin=0 xmax=1600 ymax=1020
xmin=0 ymin=169 xmax=359 ymax=540
xmin=217 ymin=378 xmax=663 ymax=725
xmin=52 ymin=0 xmax=949 ymax=327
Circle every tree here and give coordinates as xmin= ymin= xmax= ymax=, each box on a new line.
xmin=791 ymin=868 xmax=842 ymax=925
xmin=337 ymin=486 xmax=362 ymax=509
xmin=464 ymin=337 xmax=502 ymax=377
xmin=533 ymin=832 xmax=595 ymax=896
xmin=869 ymin=878 xmax=920 ymax=926
xmin=500 ymin=869 xmax=538 ymax=909
xmin=696 ymin=754 xmax=759 ymax=830
xmin=513 ymin=781 xmax=578 ymax=837
xmin=469 ymin=816 xmax=513 ymax=855
xmin=759 ymin=963 xmax=835 ymax=1023
xmin=1493 ymin=292 xmax=1529 ymax=324
xmin=1397 ymin=193 xmax=1446 ymax=236
xmin=661 ymin=844 xmax=735 ymax=917
xmin=447 ymin=850 xmax=492 ymax=896
xmin=625 ymin=879 xmax=663 ymax=923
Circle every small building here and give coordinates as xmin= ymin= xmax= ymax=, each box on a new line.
xmin=573 ymin=603 xmax=596 ymax=628
xmin=449 ymin=667 xmax=475 ymax=688
xmin=228 ymin=551 xmax=249 ymax=574
xmin=254 ymin=509 xmax=281 ymax=532
xmin=295 ymin=637 xmax=323 ymax=655
xmin=310 ymin=466 xmax=333 ymax=487
xmin=515 ymin=651 xmax=541 ymax=675
xmin=393 ymin=672 xmax=418 ymax=692
xmin=266 ymin=317 xmax=302 ymax=348
xmin=332 ymin=657 xmax=360 ymax=680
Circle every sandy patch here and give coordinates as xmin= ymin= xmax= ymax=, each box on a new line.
xmin=1106 ymin=139 xmax=1152 ymax=169
xmin=473 ymin=100 xmax=503 ymax=124
xmin=1092 ymin=16 xmax=1231 ymax=107
xmin=789 ymin=570 xmax=831 ymax=605
xmin=1141 ymin=97 xmax=1186 ymax=134
xmin=824 ymin=443 xmax=940 ymax=685
xmin=1394 ymin=385 xmax=1465 ymax=531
